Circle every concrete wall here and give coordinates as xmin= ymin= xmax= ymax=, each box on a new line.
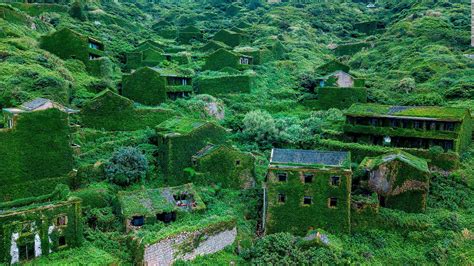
xmin=143 ymin=227 xmax=237 ymax=266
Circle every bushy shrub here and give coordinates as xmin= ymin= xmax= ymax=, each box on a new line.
xmin=242 ymin=110 xmax=278 ymax=147
xmin=104 ymin=147 xmax=148 ymax=186
xmin=69 ymin=1 xmax=87 ymax=21
xmin=396 ymin=77 xmax=416 ymax=94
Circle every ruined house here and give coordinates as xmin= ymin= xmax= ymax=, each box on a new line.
xmin=212 ymin=29 xmax=244 ymax=47
xmin=39 ymin=28 xmax=106 ymax=76
xmin=265 ymin=148 xmax=352 ymax=235
xmin=125 ymin=40 xmax=190 ymax=71
xmin=122 ymin=67 xmax=193 ymax=105
xmin=233 ymin=46 xmax=274 ymax=65
xmin=177 ymin=25 xmax=203 ymax=44
xmin=195 ymin=72 xmax=255 ymax=95
xmin=190 ymin=144 xmax=256 ymax=188
xmin=202 ymin=48 xmax=253 ymax=71
xmin=156 ymin=117 xmax=229 ymax=185
xmin=199 ymin=40 xmax=231 ymax=52
xmin=359 ymin=151 xmax=430 ymax=213
xmin=1 ymin=99 xmax=77 ymax=202
xmin=117 ymin=184 xmax=205 ymax=232
xmin=0 ymin=185 xmax=82 ymax=264
xmin=344 ymin=103 xmax=472 ymax=153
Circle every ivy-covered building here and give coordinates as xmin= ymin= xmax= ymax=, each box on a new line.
xmin=353 ymin=21 xmax=385 ymax=35
xmin=0 ymin=185 xmax=83 ymax=264
xmin=234 ymin=46 xmax=274 ymax=65
xmin=199 ymin=40 xmax=231 ymax=52
xmin=315 ymin=70 xmax=367 ymax=109
xmin=81 ymin=89 xmax=176 ymax=131
xmin=212 ymin=29 xmax=244 ymax=47
xmin=117 ymin=184 xmax=205 ymax=232
xmin=265 ymin=148 xmax=352 ymax=236
xmin=195 ymin=72 xmax=255 ymax=95
xmin=190 ymin=144 xmax=256 ymax=188
xmin=40 ymin=28 xmax=106 ymax=76
xmin=177 ymin=26 xmax=203 ymax=44
xmin=344 ymin=104 xmax=472 ymax=153
xmin=0 ymin=99 xmax=77 ymax=202
xmin=156 ymin=117 xmax=229 ymax=185
xmin=122 ymin=67 xmax=193 ymax=105
xmin=125 ymin=40 xmax=190 ymax=71
xmin=202 ymin=48 xmax=253 ymax=71
xmin=359 ymin=151 xmax=430 ymax=213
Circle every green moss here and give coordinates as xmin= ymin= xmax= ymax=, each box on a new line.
xmin=213 ymin=29 xmax=243 ymax=47
xmin=317 ymin=87 xmax=367 ymax=110
xmin=234 ymin=46 xmax=274 ymax=65
xmin=202 ymin=49 xmax=252 ymax=71
xmin=195 ymin=74 xmax=255 ymax=96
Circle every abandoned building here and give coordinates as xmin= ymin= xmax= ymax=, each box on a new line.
xmin=265 ymin=148 xmax=352 ymax=236
xmin=195 ymin=72 xmax=255 ymax=95
xmin=202 ymin=48 xmax=253 ymax=71
xmin=177 ymin=25 xmax=203 ymax=44
xmin=199 ymin=40 xmax=231 ymax=52
xmin=353 ymin=21 xmax=386 ymax=35
xmin=316 ymin=60 xmax=351 ymax=75
xmin=344 ymin=103 xmax=472 ymax=153
xmin=156 ymin=117 xmax=229 ymax=185
xmin=81 ymin=89 xmax=176 ymax=131
xmin=40 ymin=28 xmax=106 ymax=76
xmin=358 ymin=151 xmax=430 ymax=213
xmin=1 ymin=99 xmax=77 ymax=202
xmin=233 ymin=46 xmax=274 ymax=65
xmin=125 ymin=40 xmax=190 ymax=71
xmin=190 ymin=144 xmax=256 ymax=188
xmin=122 ymin=67 xmax=193 ymax=105
xmin=212 ymin=29 xmax=244 ymax=47
xmin=117 ymin=184 xmax=205 ymax=232
xmin=0 ymin=186 xmax=83 ymax=264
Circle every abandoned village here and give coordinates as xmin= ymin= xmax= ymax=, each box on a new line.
xmin=0 ymin=0 xmax=473 ymax=265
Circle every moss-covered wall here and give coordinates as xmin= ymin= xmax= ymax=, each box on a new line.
xmin=317 ymin=87 xmax=367 ymax=110
xmin=0 ymin=196 xmax=83 ymax=264
xmin=194 ymin=146 xmax=255 ymax=188
xmin=238 ymin=48 xmax=273 ymax=65
xmin=125 ymin=48 xmax=166 ymax=71
xmin=122 ymin=67 xmax=167 ymax=106
xmin=39 ymin=28 xmax=105 ymax=76
xmin=213 ymin=29 xmax=242 ymax=47
xmin=202 ymin=49 xmax=250 ymax=71
xmin=177 ymin=26 xmax=203 ymax=44
xmin=81 ymin=90 xmax=176 ymax=131
xmin=334 ymin=42 xmax=371 ymax=56
xmin=316 ymin=60 xmax=350 ymax=75
xmin=0 ymin=109 xmax=74 ymax=202
xmin=195 ymin=74 xmax=254 ymax=96
xmin=157 ymin=123 xmax=228 ymax=185
xmin=265 ymin=167 xmax=352 ymax=236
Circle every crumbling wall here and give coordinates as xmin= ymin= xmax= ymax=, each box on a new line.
xmin=143 ymin=225 xmax=236 ymax=265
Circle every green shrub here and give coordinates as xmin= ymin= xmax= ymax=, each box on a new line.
xmin=104 ymin=147 xmax=148 ymax=186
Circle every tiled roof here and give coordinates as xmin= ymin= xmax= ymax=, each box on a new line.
xmin=270 ymin=148 xmax=350 ymax=167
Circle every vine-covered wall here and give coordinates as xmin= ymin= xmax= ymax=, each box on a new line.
xmin=0 ymin=109 xmax=74 ymax=202
xmin=195 ymin=74 xmax=254 ymax=96
xmin=202 ymin=49 xmax=250 ymax=71
xmin=213 ymin=29 xmax=243 ymax=47
xmin=265 ymin=167 xmax=352 ymax=236
xmin=156 ymin=120 xmax=229 ymax=185
xmin=122 ymin=67 xmax=167 ymax=105
xmin=317 ymin=87 xmax=367 ymax=110
xmin=81 ymin=89 xmax=176 ymax=131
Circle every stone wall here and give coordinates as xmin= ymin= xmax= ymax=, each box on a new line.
xmin=143 ymin=227 xmax=237 ymax=266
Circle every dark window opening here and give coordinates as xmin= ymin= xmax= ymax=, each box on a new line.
xmin=379 ymin=195 xmax=386 ymax=207
xmin=303 ymin=196 xmax=312 ymax=205
xmin=278 ymin=193 xmax=286 ymax=203
xmin=165 ymin=55 xmax=172 ymax=61
xmin=156 ymin=212 xmax=177 ymax=224
xmin=304 ymin=174 xmax=313 ymax=183
xmin=19 ymin=243 xmax=35 ymax=261
xmin=329 ymin=197 xmax=338 ymax=208
xmin=356 ymin=202 xmax=363 ymax=209
xmin=167 ymin=91 xmax=190 ymax=101
xmin=89 ymin=53 xmax=101 ymax=60
xmin=277 ymin=173 xmax=287 ymax=182
xmin=331 ymin=176 xmax=341 ymax=186
xmin=131 ymin=216 xmax=145 ymax=226
xmin=56 ymin=215 xmax=67 ymax=226
xmin=445 ymin=122 xmax=455 ymax=131
xmin=58 ymin=236 xmax=66 ymax=247
xmin=235 ymin=160 xmax=241 ymax=166
xmin=174 ymin=192 xmax=197 ymax=208
xmin=192 ymin=159 xmax=197 ymax=166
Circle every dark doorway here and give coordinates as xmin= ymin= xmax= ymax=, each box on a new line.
xmin=156 ymin=212 xmax=177 ymax=223
xmin=19 ymin=242 xmax=35 ymax=261
xmin=131 ymin=216 xmax=145 ymax=226
xmin=379 ymin=195 xmax=386 ymax=207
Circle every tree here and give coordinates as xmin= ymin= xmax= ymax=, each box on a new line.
xmin=242 ymin=110 xmax=278 ymax=147
xmin=396 ymin=77 xmax=416 ymax=94
xmin=104 ymin=147 xmax=148 ymax=186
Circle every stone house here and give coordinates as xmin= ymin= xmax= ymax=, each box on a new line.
xmin=195 ymin=72 xmax=255 ymax=96
xmin=202 ymin=48 xmax=253 ymax=71
xmin=265 ymin=148 xmax=352 ymax=236
xmin=190 ymin=144 xmax=256 ymax=188
xmin=156 ymin=117 xmax=229 ymax=185
xmin=177 ymin=26 xmax=203 ymax=44
xmin=125 ymin=40 xmax=190 ymax=71
xmin=117 ymin=184 xmax=206 ymax=232
xmin=344 ymin=103 xmax=472 ymax=153
xmin=122 ymin=67 xmax=193 ymax=105
xmin=359 ymin=151 xmax=430 ymax=213
xmin=0 ymin=186 xmax=82 ymax=264
xmin=40 ymin=28 xmax=106 ymax=76
xmin=199 ymin=40 xmax=231 ymax=53
xmin=234 ymin=46 xmax=274 ymax=65
xmin=212 ymin=29 xmax=244 ymax=47
xmin=81 ymin=89 xmax=176 ymax=131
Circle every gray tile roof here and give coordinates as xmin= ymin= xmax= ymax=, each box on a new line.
xmin=21 ymin=98 xmax=50 ymax=111
xmin=271 ymin=148 xmax=349 ymax=167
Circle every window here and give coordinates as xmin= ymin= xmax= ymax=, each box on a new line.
xmin=18 ymin=243 xmax=35 ymax=261
xmin=240 ymin=57 xmax=249 ymax=65
xmin=277 ymin=173 xmax=287 ymax=182
xmin=329 ymin=197 xmax=338 ymax=208
xmin=413 ymin=121 xmax=422 ymax=129
xmin=192 ymin=159 xmax=197 ymax=166
xmin=445 ymin=122 xmax=455 ymax=131
xmin=181 ymin=78 xmax=188 ymax=86
xmin=156 ymin=212 xmax=177 ymax=224
xmin=56 ymin=215 xmax=68 ymax=226
xmin=235 ymin=160 xmax=241 ymax=166
xmin=89 ymin=53 xmax=101 ymax=60
xmin=330 ymin=176 xmax=340 ymax=186
xmin=58 ymin=236 xmax=67 ymax=247
xmin=303 ymin=196 xmax=312 ymax=205
xmin=131 ymin=216 xmax=145 ymax=227
xmin=304 ymin=174 xmax=313 ymax=184
xmin=278 ymin=193 xmax=286 ymax=203
xmin=7 ymin=119 xmax=13 ymax=129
